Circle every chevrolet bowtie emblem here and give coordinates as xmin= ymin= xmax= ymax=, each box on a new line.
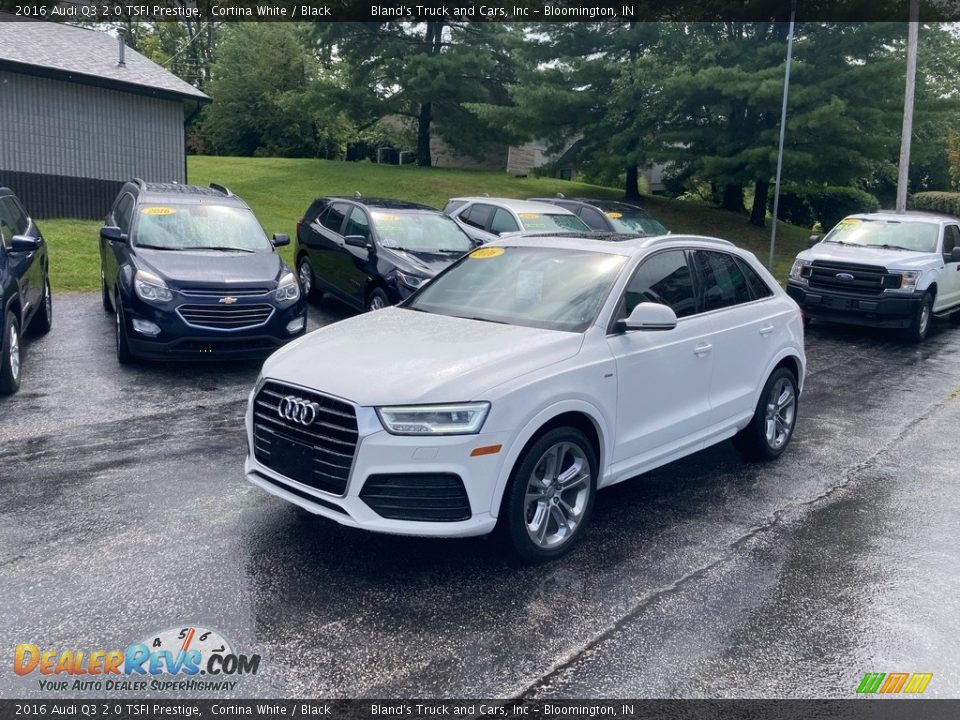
xmin=219 ymin=296 xmax=238 ymax=304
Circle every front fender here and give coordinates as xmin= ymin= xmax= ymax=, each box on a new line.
xmin=487 ymin=398 xmax=610 ymax=518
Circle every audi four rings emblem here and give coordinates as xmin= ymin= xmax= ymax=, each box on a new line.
xmin=279 ymin=396 xmax=321 ymax=426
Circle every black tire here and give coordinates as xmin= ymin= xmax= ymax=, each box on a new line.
xmin=297 ymin=255 xmax=321 ymax=302
xmin=951 ymin=309 xmax=960 ymax=325
xmin=28 ymin=274 xmax=53 ymax=336
xmin=733 ymin=367 xmax=799 ymax=461
xmin=115 ymin=296 xmax=134 ymax=365
xmin=101 ymin=270 xmax=113 ymax=312
xmin=904 ymin=292 xmax=933 ymax=344
xmin=0 ymin=311 xmax=22 ymax=395
xmin=366 ymin=287 xmax=390 ymax=312
xmin=500 ymin=426 xmax=598 ymax=563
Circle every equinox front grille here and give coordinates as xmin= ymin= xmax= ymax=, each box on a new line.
xmin=180 ymin=287 xmax=270 ymax=297
xmin=177 ymin=303 xmax=274 ymax=330
xmin=252 ymin=381 xmax=359 ymax=496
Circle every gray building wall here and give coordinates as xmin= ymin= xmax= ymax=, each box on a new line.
xmin=0 ymin=69 xmax=186 ymax=218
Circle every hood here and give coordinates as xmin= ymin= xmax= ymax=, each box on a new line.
xmin=262 ymin=307 xmax=584 ymax=406
xmin=381 ymin=247 xmax=464 ymax=277
xmin=135 ymin=249 xmax=286 ymax=289
xmin=800 ymin=243 xmax=937 ymax=271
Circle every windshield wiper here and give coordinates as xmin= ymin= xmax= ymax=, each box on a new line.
xmin=875 ymin=244 xmax=916 ymax=252
xmin=179 ymin=246 xmax=256 ymax=253
xmin=453 ymin=314 xmax=510 ymax=325
xmin=135 ymin=244 xmax=179 ymax=251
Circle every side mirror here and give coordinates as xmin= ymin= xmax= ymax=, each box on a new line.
xmin=10 ymin=235 xmax=39 ymax=252
xmin=272 ymin=233 xmax=290 ymax=247
xmin=344 ymin=235 xmax=372 ymax=250
xmin=949 ymin=246 xmax=960 ymax=263
xmin=808 ymin=234 xmax=821 ymax=248
xmin=622 ymin=302 xmax=678 ymax=331
xmin=100 ymin=226 xmax=126 ymax=243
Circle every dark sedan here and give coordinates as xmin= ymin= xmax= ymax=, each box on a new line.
xmin=530 ymin=197 xmax=669 ymax=236
xmin=295 ymin=197 xmax=476 ymax=312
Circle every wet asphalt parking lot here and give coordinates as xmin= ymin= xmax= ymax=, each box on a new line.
xmin=1 ymin=292 xmax=959 ymax=699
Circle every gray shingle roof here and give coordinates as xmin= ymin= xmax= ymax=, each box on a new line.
xmin=0 ymin=17 xmax=209 ymax=102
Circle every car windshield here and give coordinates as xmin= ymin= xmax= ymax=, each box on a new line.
xmin=822 ymin=217 xmax=939 ymax=253
xmin=372 ymin=211 xmax=473 ymax=253
xmin=605 ymin=210 xmax=668 ymax=235
xmin=133 ymin=204 xmax=272 ymax=251
xmin=517 ymin=213 xmax=590 ymax=233
xmin=405 ymin=246 xmax=627 ymax=332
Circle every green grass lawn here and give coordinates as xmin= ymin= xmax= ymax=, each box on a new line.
xmin=40 ymin=156 xmax=811 ymax=293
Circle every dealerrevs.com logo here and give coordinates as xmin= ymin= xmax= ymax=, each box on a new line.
xmin=14 ymin=626 xmax=261 ymax=693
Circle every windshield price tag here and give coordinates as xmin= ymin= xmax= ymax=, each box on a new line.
xmin=471 ymin=247 xmax=504 ymax=259
xmin=141 ymin=207 xmax=176 ymax=216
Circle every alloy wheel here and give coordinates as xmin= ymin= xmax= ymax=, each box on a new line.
xmin=523 ymin=441 xmax=592 ymax=549
xmin=298 ymin=261 xmax=312 ymax=296
xmin=9 ymin=322 xmax=19 ymax=381
xmin=764 ymin=377 xmax=796 ymax=450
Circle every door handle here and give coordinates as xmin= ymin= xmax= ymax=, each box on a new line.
xmin=759 ymin=324 xmax=775 ymax=335
xmin=694 ymin=343 xmax=713 ymax=356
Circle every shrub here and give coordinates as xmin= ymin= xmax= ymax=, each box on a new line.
xmin=909 ymin=191 xmax=960 ymax=217
xmin=803 ymin=186 xmax=880 ymax=231
xmin=769 ymin=184 xmax=815 ymax=228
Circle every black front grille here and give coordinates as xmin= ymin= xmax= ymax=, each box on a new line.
xmin=181 ymin=287 xmax=270 ymax=298
xmin=177 ymin=303 xmax=274 ymax=330
xmin=360 ymin=473 xmax=471 ymax=522
xmin=176 ymin=337 xmax=278 ymax=353
xmin=808 ymin=261 xmax=896 ymax=296
xmin=253 ymin=381 xmax=359 ymax=496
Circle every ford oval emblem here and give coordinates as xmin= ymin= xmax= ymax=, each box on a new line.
xmin=835 ymin=272 xmax=855 ymax=280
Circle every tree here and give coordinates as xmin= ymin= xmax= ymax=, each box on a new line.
xmin=311 ymin=21 xmax=519 ymax=166
xmin=202 ymin=23 xmax=318 ymax=157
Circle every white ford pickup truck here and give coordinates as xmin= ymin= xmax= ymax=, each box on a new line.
xmin=787 ymin=211 xmax=960 ymax=342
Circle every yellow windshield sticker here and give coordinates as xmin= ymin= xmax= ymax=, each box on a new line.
xmin=470 ymin=247 xmax=504 ymax=259
xmin=517 ymin=213 xmax=541 ymax=220
xmin=605 ymin=212 xmax=623 ymax=219
xmin=838 ymin=217 xmax=861 ymax=225
xmin=142 ymin=207 xmax=176 ymax=216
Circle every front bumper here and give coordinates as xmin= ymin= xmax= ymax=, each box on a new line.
xmin=786 ymin=282 xmax=922 ymax=329
xmin=244 ymin=401 xmax=507 ymax=538
xmin=122 ymin=294 xmax=307 ymax=361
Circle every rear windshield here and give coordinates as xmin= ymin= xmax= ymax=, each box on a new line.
xmin=822 ymin=217 xmax=939 ymax=254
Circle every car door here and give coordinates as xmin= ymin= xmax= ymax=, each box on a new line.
xmin=0 ymin=196 xmax=42 ymax=318
xmin=339 ymin=206 xmax=375 ymax=304
xmin=0 ymin=202 xmax=29 ymax=318
xmin=939 ymin=224 xmax=960 ymax=311
xmin=692 ymin=250 xmax=782 ymax=430
xmin=103 ymin=193 xmax=134 ymax=297
xmin=606 ymin=249 xmax=715 ymax=473
xmin=308 ymin=202 xmax=350 ymax=298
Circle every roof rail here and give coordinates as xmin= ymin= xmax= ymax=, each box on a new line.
xmin=209 ymin=182 xmax=232 ymax=197
xmin=641 ymin=234 xmax=736 ymax=249
xmin=130 ymin=177 xmax=146 ymax=189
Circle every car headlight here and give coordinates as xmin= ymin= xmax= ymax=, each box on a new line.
xmin=376 ymin=402 xmax=490 ymax=435
xmin=789 ymin=259 xmax=812 ymax=283
xmin=395 ymin=270 xmax=429 ymax=290
xmin=275 ymin=273 xmax=300 ymax=303
xmin=894 ymin=270 xmax=921 ymax=292
xmin=134 ymin=270 xmax=172 ymax=303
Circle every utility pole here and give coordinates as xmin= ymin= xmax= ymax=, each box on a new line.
xmin=769 ymin=9 xmax=796 ymax=269
xmin=896 ymin=0 xmax=920 ymax=213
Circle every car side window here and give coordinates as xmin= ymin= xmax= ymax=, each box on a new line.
xmin=943 ymin=225 xmax=960 ymax=255
xmin=695 ymin=250 xmax=753 ymax=311
xmin=320 ymin=203 xmax=349 ymax=234
xmin=621 ymin=250 xmax=697 ymax=319
xmin=489 ymin=208 xmax=519 ymax=235
xmin=115 ymin=194 xmax=134 ymax=234
xmin=1 ymin=197 xmax=29 ymax=236
xmin=345 ymin=207 xmax=371 ymax=240
xmin=0 ymin=199 xmax=14 ymax=250
xmin=579 ymin=207 xmax=607 ymax=230
xmin=460 ymin=204 xmax=493 ymax=230
xmin=735 ymin=257 xmax=774 ymax=299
